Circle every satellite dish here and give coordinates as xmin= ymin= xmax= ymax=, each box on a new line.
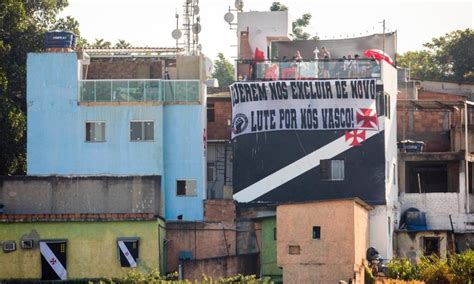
xmin=171 ymin=29 xmax=182 ymax=40
xmin=205 ymin=57 xmax=214 ymax=76
xmin=193 ymin=5 xmax=200 ymax=15
xmin=235 ymin=0 xmax=244 ymax=10
xmin=224 ymin=12 xmax=234 ymax=23
xmin=192 ymin=23 xmax=201 ymax=34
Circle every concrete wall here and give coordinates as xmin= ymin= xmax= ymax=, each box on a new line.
xmin=0 ymin=220 xmax=162 ymax=279
xmin=368 ymin=61 xmax=399 ymax=260
xmin=420 ymin=80 xmax=474 ymax=98
xmin=277 ymin=200 xmax=369 ymax=284
xmin=394 ymin=231 xmax=449 ymax=263
xmin=163 ymin=105 xmax=206 ymax=221
xmin=399 ymin=192 xmax=465 ymax=231
xmin=237 ymin=11 xmax=291 ymax=59
xmin=27 ymin=53 xmax=165 ymax=176
xmin=27 ymin=52 xmax=206 ymax=221
xmin=0 ymin=176 xmax=162 ymax=215
xmin=260 ymin=217 xmax=282 ymax=280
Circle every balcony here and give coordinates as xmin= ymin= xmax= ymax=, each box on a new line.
xmin=236 ymin=59 xmax=380 ymax=81
xmin=79 ymin=79 xmax=200 ymax=103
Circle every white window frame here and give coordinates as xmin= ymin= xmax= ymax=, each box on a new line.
xmin=207 ymin=163 xmax=217 ymax=182
xmin=320 ymin=159 xmax=345 ymax=181
xmin=85 ymin=121 xmax=106 ymax=142
xmin=176 ymin=179 xmax=197 ymax=197
xmin=130 ymin=120 xmax=155 ymax=142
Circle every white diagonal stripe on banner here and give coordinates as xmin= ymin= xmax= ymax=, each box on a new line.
xmin=118 ymin=241 xmax=137 ymax=267
xmin=40 ymin=242 xmax=67 ymax=280
xmin=233 ymin=118 xmax=384 ymax=203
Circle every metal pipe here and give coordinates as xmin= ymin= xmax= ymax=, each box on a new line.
xmin=465 ymin=102 xmax=470 ymax=213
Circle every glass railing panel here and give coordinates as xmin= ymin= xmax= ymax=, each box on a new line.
xmin=236 ymin=59 xmax=381 ymax=81
xmin=129 ymin=81 xmax=145 ymax=102
xmin=96 ymin=81 xmax=112 ymax=102
xmin=78 ymin=80 xmax=200 ymax=103
xmin=80 ymin=81 xmax=95 ymax=102
xmin=145 ymin=81 xmax=161 ymax=101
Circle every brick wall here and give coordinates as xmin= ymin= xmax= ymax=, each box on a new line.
xmin=207 ymin=98 xmax=232 ymax=140
xmin=204 ymin=200 xmax=236 ymax=222
xmin=239 ymin=30 xmax=253 ymax=60
xmin=166 ymin=221 xmax=237 ymax=273
xmin=87 ymin=58 xmax=163 ymax=79
xmin=182 ymin=253 xmax=259 ymax=281
xmin=418 ymin=90 xmax=466 ymax=101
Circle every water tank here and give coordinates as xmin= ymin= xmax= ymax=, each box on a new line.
xmin=44 ymin=31 xmax=77 ymax=49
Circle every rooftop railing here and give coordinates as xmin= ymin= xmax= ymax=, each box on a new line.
xmin=79 ymin=79 xmax=200 ymax=103
xmin=236 ymin=59 xmax=380 ymax=81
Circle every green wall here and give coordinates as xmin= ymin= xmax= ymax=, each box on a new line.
xmin=261 ymin=217 xmax=282 ymax=281
xmin=0 ymin=220 xmax=164 ymax=280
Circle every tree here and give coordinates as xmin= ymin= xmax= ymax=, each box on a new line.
xmin=398 ymin=29 xmax=473 ymax=82
xmin=269 ymin=2 xmax=318 ymax=40
xmin=212 ymin=53 xmax=234 ymax=88
xmin=90 ymin=38 xmax=112 ymax=49
xmin=0 ymin=0 xmax=80 ymax=174
xmin=270 ymin=2 xmax=287 ymax=11
xmin=114 ymin=39 xmax=133 ymax=49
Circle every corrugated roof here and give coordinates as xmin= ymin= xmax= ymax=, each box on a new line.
xmin=84 ymin=47 xmax=184 ymax=56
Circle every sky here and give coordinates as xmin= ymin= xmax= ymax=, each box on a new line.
xmin=60 ymin=0 xmax=473 ymax=61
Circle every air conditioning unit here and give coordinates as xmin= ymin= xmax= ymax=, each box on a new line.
xmin=3 ymin=241 xmax=16 ymax=252
xmin=21 ymin=239 xmax=34 ymax=249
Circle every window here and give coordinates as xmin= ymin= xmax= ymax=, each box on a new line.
xmin=130 ymin=121 xmax=154 ymax=141
xmin=85 ymin=121 xmax=105 ymax=142
xmin=177 ymin=179 xmax=197 ymax=196
xmin=207 ymin=103 xmax=215 ymax=122
xmin=312 ymin=226 xmax=321 ymax=239
xmin=320 ymin=159 xmax=344 ymax=180
xmin=422 ymin=237 xmax=440 ymax=257
xmin=207 ymin=163 xmax=216 ymax=182
xmin=406 ymin=162 xmax=454 ymax=193
xmin=117 ymin=238 xmax=139 ymax=267
xmin=288 ymin=245 xmax=300 ymax=255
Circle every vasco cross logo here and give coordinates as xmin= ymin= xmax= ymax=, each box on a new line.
xmin=232 ymin=113 xmax=249 ymax=134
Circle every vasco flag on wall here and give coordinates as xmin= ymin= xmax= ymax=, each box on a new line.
xmin=40 ymin=240 xmax=67 ymax=280
xmin=229 ymin=79 xmax=378 ymax=138
xmin=118 ymin=239 xmax=139 ymax=267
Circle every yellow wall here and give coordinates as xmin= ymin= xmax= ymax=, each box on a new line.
xmin=0 ymin=220 xmax=162 ymax=280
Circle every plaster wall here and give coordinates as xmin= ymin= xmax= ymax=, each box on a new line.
xmin=0 ymin=220 xmax=162 ymax=279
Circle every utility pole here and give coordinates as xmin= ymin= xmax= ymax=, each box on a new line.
xmin=382 ymin=19 xmax=386 ymax=53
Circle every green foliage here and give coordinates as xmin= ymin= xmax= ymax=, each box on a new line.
xmin=90 ymin=270 xmax=269 ymax=284
xmin=447 ymin=249 xmax=474 ymax=283
xmin=211 ymin=53 xmax=234 ymax=88
xmin=386 ymin=250 xmax=474 ymax=284
xmin=268 ymin=2 xmax=318 ymax=40
xmin=269 ymin=2 xmax=287 ymax=11
xmin=364 ymin=265 xmax=376 ymax=284
xmin=417 ymin=255 xmax=453 ymax=284
xmin=398 ymin=29 xmax=473 ymax=82
xmin=387 ymin=258 xmax=420 ymax=281
xmin=90 ymin=38 xmax=112 ymax=49
xmin=0 ymin=0 xmax=80 ymax=175
xmin=115 ymin=40 xmax=133 ymax=49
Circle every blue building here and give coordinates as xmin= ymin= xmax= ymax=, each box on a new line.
xmin=27 ymin=49 xmax=207 ymax=221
